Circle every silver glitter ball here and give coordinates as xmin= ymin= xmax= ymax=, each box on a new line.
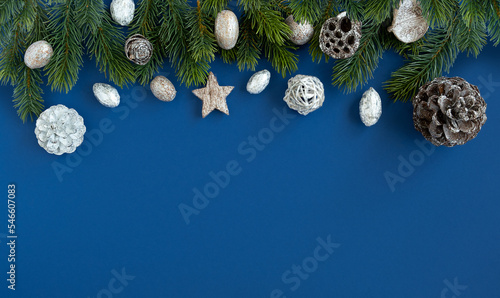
xmin=93 ymin=83 xmax=120 ymax=108
xmin=35 ymin=105 xmax=86 ymax=155
xmin=359 ymin=87 xmax=382 ymax=126
xmin=24 ymin=40 xmax=53 ymax=69
xmin=110 ymin=0 xmax=135 ymax=26
xmin=246 ymin=70 xmax=271 ymax=95
xmin=150 ymin=76 xmax=176 ymax=102
xmin=285 ymin=15 xmax=314 ymax=46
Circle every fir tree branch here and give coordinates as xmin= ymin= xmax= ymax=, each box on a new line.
xmin=331 ymin=21 xmax=385 ymax=92
xmin=486 ymin=0 xmax=500 ymax=45
xmin=363 ymin=0 xmax=397 ymax=24
xmin=160 ymin=0 xmax=210 ymax=87
xmin=201 ymin=0 xmax=229 ymax=15
xmin=0 ymin=0 xmax=24 ymax=26
xmin=186 ymin=0 xmax=217 ymax=63
xmin=130 ymin=0 xmax=164 ymax=85
xmin=308 ymin=0 xmax=339 ymax=63
xmin=220 ymin=47 xmax=237 ymax=64
xmin=0 ymin=22 xmax=24 ymax=85
xmin=244 ymin=1 xmax=291 ymax=46
xmin=26 ymin=1 xmax=49 ymax=44
xmin=76 ymin=0 xmax=135 ymax=87
xmin=13 ymin=65 xmax=44 ymax=122
xmin=235 ymin=14 xmax=261 ymax=71
xmin=263 ymin=41 xmax=298 ymax=77
xmin=45 ymin=0 xmax=84 ymax=93
xmin=13 ymin=0 xmax=38 ymax=32
xmin=74 ymin=0 xmax=103 ymax=36
xmin=337 ymin=0 xmax=364 ymax=22
xmin=384 ymin=16 xmax=460 ymax=102
xmin=455 ymin=18 xmax=487 ymax=57
xmin=419 ymin=0 xmax=459 ymax=28
xmin=288 ymin=0 xmax=323 ymax=24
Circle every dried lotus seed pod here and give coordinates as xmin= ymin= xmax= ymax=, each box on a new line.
xmin=319 ymin=12 xmax=362 ymax=59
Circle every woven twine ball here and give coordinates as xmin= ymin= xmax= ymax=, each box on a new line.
xmin=283 ymin=75 xmax=325 ymax=115
xmin=125 ymin=34 xmax=153 ymax=65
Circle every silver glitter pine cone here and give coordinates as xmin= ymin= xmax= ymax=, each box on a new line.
xmin=35 ymin=105 xmax=86 ymax=155
xmin=125 ymin=34 xmax=153 ymax=65
xmin=413 ymin=77 xmax=487 ymax=147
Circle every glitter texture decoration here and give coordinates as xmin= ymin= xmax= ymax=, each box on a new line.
xmin=413 ymin=77 xmax=487 ymax=147
xmin=359 ymin=88 xmax=382 ymax=126
xmin=110 ymin=0 xmax=135 ymax=26
xmin=35 ymin=105 xmax=86 ymax=155
xmin=150 ymin=76 xmax=177 ymax=102
xmin=388 ymin=0 xmax=429 ymax=43
xmin=214 ymin=10 xmax=239 ymax=50
xmin=24 ymin=40 xmax=53 ymax=69
xmin=124 ymin=34 xmax=153 ymax=65
xmin=285 ymin=15 xmax=314 ymax=46
xmin=192 ymin=72 xmax=234 ymax=118
xmin=93 ymin=83 xmax=121 ymax=108
xmin=283 ymin=75 xmax=325 ymax=115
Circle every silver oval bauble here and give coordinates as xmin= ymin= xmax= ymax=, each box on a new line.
xmin=110 ymin=0 xmax=135 ymax=26
xmin=388 ymin=0 xmax=429 ymax=43
xmin=214 ymin=10 xmax=239 ymax=50
xmin=93 ymin=83 xmax=120 ymax=108
xmin=24 ymin=40 xmax=53 ymax=69
xmin=359 ymin=87 xmax=382 ymax=126
xmin=246 ymin=70 xmax=271 ymax=95
xmin=150 ymin=76 xmax=177 ymax=102
xmin=285 ymin=15 xmax=314 ymax=46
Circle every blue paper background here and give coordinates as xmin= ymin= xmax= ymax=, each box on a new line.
xmin=1 ymin=3 xmax=500 ymax=297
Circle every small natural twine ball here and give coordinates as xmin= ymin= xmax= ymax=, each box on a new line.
xmin=125 ymin=34 xmax=153 ymax=65
xmin=283 ymin=75 xmax=325 ymax=115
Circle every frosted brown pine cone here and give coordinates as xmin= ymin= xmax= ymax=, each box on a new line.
xmin=125 ymin=34 xmax=153 ymax=65
xmin=413 ymin=77 xmax=487 ymax=147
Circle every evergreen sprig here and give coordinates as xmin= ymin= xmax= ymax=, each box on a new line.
xmin=384 ymin=17 xmax=460 ymax=102
xmin=129 ymin=0 xmax=164 ymax=85
xmin=160 ymin=0 xmax=210 ymax=87
xmin=331 ymin=21 xmax=385 ymax=93
xmin=76 ymin=0 xmax=135 ymax=87
xmin=45 ymin=0 xmax=84 ymax=93
xmin=13 ymin=66 xmax=44 ymax=122
xmin=2 ymin=0 xmax=500 ymax=123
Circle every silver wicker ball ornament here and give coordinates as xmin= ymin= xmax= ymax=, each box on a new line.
xmin=125 ymin=34 xmax=153 ymax=65
xmin=283 ymin=75 xmax=325 ymax=115
xmin=35 ymin=105 xmax=86 ymax=155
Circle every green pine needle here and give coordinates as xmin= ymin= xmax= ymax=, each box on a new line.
xmin=13 ymin=65 xmax=44 ymax=122
xmin=331 ymin=21 xmax=385 ymax=93
xmin=309 ymin=0 xmax=339 ymax=63
xmin=384 ymin=18 xmax=460 ymax=102
xmin=45 ymin=0 xmax=84 ymax=93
